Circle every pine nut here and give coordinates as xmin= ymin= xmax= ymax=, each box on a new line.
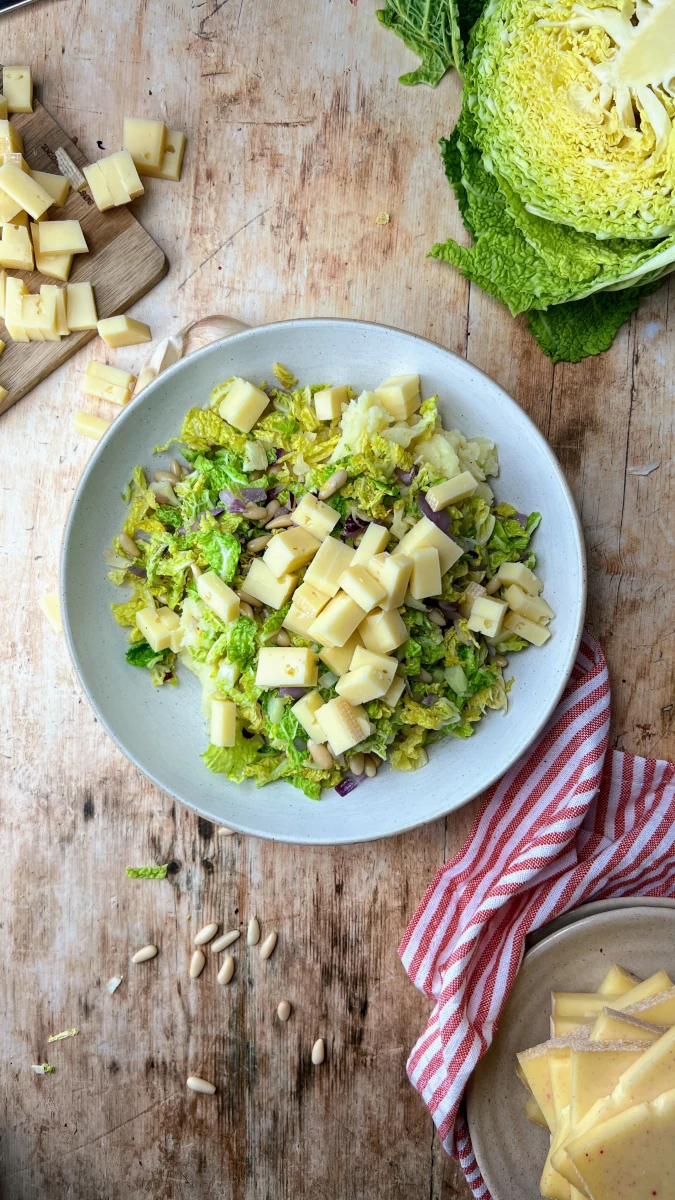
xmin=212 ymin=930 xmax=241 ymax=953
xmin=428 ymin=609 xmax=446 ymax=627
xmin=495 ymin=654 xmax=508 ymax=667
xmin=265 ymin=515 xmax=294 ymax=530
xmin=259 ymin=931 xmax=278 ymax=960
xmin=217 ymin=826 xmax=235 ymax=837
xmin=191 ymin=563 xmax=202 ymax=579
xmin=187 ymin=1076 xmax=216 ymax=1095
xmin=154 ymin=469 xmax=180 ymax=485
xmin=318 ymin=469 xmax=347 ymax=500
xmin=238 ymin=589 xmax=263 ymax=608
xmin=350 ymin=752 xmax=364 ymax=776
xmin=239 ymin=601 xmax=254 ymax=619
xmin=194 ymin=922 xmax=219 ymax=946
xmin=247 ymin=917 xmax=260 ymax=946
xmin=119 ymin=532 xmax=141 ymax=558
xmin=189 ymin=950 xmax=206 ymax=978
xmin=419 ymin=667 xmax=433 ymax=683
xmin=277 ymin=1000 xmax=291 ymax=1021
xmin=274 ymin=630 xmax=291 ymax=646
xmin=131 ymin=944 xmax=158 ymax=964
xmin=170 ymin=459 xmax=183 ymax=479
xmin=246 ymin=534 xmax=272 ymax=553
xmin=364 ymin=755 xmax=377 ymax=778
xmin=311 ymin=1038 xmax=325 ymax=1065
xmin=265 ymin=499 xmax=280 ymax=518
xmin=217 ymin=955 xmax=235 ymax=985
xmin=308 ymin=741 xmax=333 ymax=769
xmin=244 ymin=504 xmax=269 ymax=521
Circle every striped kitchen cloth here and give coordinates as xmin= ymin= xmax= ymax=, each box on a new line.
xmin=400 ymin=631 xmax=675 ymax=1197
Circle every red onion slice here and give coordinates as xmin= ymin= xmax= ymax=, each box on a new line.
xmin=422 ymin=693 xmax=439 ymax=706
xmin=219 ymin=490 xmax=249 ymax=514
xmin=418 ymin=492 xmax=451 ymax=534
xmin=241 ymin=487 xmax=268 ymax=504
xmin=209 ymin=506 xmax=225 ymax=517
xmin=128 ymin=565 xmax=147 ymax=578
xmin=395 ymin=465 xmax=417 ymax=486
xmin=336 ymin=776 xmax=359 ymax=796
xmin=278 ymin=686 xmax=308 ymax=699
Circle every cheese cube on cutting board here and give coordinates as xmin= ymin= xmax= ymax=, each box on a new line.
xmin=291 ymin=492 xmax=340 ymax=541
xmin=503 ymin=610 xmax=550 ymax=646
xmin=304 ymin=536 xmax=354 ymax=598
xmin=196 ymin=571 xmax=240 ymax=625
xmin=21 ymin=292 xmax=59 ymax=341
xmin=29 ymin=169 xmax=70 ymax=207
xmin=30 ymin=224 xmax=72 ymax=281
xmin=359 ymin=607 xmax=408 ymax=654
xmin=67 ymin=283 xmax=98 ymax=331
xmin=123 ymin=117 xmax=167 ymax=172
xmin=102 ymin=151 xmax=144 ymax=201
xmin=319 ymin=630 xmax=363 ymax=677
xmin=409 ymin=547 xmax=442 ymax=600
xmin=292 ymin=582 xmax=330 ymax=620
xmin=338 ymin=563 xmax=386 ymax=613
xmin=350 ymin=645 xmax=397 ymax=685
xmin=308 ymin=592 xmax=367 ymax=648
xmin=4 ymin=275 xmax=28 ymax=340
xmin=374 ymin=374 xmax=421 ymax=421
xmin=37 ymin=220 xmax=87 ymax=255
xmin=396 ymin=516 xmax=463 ymax=575
xmin=336 ymin=664 xmax=390 ymax=704
xmin=3 ymin=67 xmax=32 ymax=113
xmin=256 ymin=646 xmax=318 ymax=689
xmin=210 ymin=698 xmax=236 ymax=748
xmin=98 ymin=315 xmax=151 ymax=347
xmin=243 ymin=558 xmax=297 ymax=609
xmin=503 ymin=583 xmax=554 ymax=625
xmin=352 ymin=521 xmax=389 ymax=564
xmin=263 ymin=527 xmax=320 ymax=577
xmin=292 ymin=691 xmax=326 ymax=742
xmin=425 ymin=471 xmax=477 ymax=511
xmin=468 ymin=596 xmax=507 ymax=638
xmin=0 ymin=160 xmax=51 ymax=219
xmin=365 ymin=551 xmax=412 ymax=611
xmin=218 ymin=377 xmax=269 ymax=433
xmin=0 ymin=222 xmax=33 ymax=270
xmin=282 ymin=603 xmax=315 ymax=639
xmin=315 ymin=697 xmax=371 ymax=756
xmin=83 ymin=161 xmax=115 ymax=212
xmin=314 ymin=385 xmax=348 ymax=421
xmin=0 ymin=118 xmax=23 ymax=155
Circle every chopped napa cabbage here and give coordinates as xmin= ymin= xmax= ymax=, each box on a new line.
xmin=125 ymin=865 xmax=168 ymax=879
xmin=195 ymin=526 xmax=240 ymax=582
xmin=273 ymin=362 xmax=298 ymax=389
xmin=390 ymin=725 xmax=429 ymax=771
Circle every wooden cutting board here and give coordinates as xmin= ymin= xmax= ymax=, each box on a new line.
xmin=0 ymin=96 xmax=168 ymax=416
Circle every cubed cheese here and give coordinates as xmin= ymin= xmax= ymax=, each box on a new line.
xmin=359 ymin=607 xmax=408 ymax=654
xmin=494 ymin=562 xmax=543 ymax=595
xmin=218 ymin=377 xmax=269 ymax=433
xmin=30 ymin=224 xmax=72 ymax=281
xmin=409 ymin=546 xmax=442 ymax=600
xmin=196 ymin=571 xmax=240 ymax=625
xmin=350 ymin=645 xmax=397 ymax=685
xmin=304 ymin=535 xmax=354 ymax=598
xmin=282 ymin=603 xmax=315 ymax=639
xmin=83 ymin=366 xmax=133 ymax=406
xmin=504 ymin=584 xmax=554 ymax=625
xmin=0 ymin=189 xmax=22 ymax=223
xmin=366 ymin=551 xmax=413 ymax=611
xmin=503 ymin=610 xmax=551 ymax=646
xmin=0 ymin=222 xmax=33 ymax=270
xmin=4 ymin=274 xmax=28 ymax=340
xmin=0 ymin=161 xmax=51 ymax=219
xmin=383 ymin=674 xmax=406 ymax=707
xmin=29 ymin=170 xmax=70 ymax=207
xmin=74 ymin=410 xmax=110 ymax=440
xmin=315 ymin=697 xmax=372 ymax=756
xmin=150 ymin=130 xmax=186 ymax=181
xmin=210 ymin=698 xmax=236 ymax=748
xmin=242 ymin=558 xmax=297 ymax=609
xmin=292 ymin=582 xmax=330 ymax=620
xmin=291 ymin=492 xmax=340 ymax=541
xmin=336 ymin=664 xmax=390 ymax=704
xmin=255 ymin=646 xmax=318 ymax=688
xmin=3 ymin=67 xmax=32 ymax=113
xmin=291 ymin=691 xmax=326 ymax=742
xmin=467 ymin=596 xmax=508 ymax=638
xmin=39 ymin=591 xmax=63 ymax=633
xmin=374 ymin=374 xmax=421 ymax=421
xmin=458 ymin=581 xmax=486 ymax=619
xmin=4 ymin=153 xmax=30 ymax=174
xmin=98 ymin=315 xmax=151 ymax=348
xmin=425 ymin=471 xmax=477 ymax=511
xmin=123 ymin=117 xmax=168 ymax=172
xmin=396 ymin=516 xmax=463 ymax=575
xmin=85 ymin=361 xmax=136 ymax=392
xmin=42 ymin=285 xmax=69 ymax=336
xmin=337 ymin=563 xmax=386 ymax=613
xmin=21 ymin=291 xmax=59 ymax=341
xmin=308 ymin=592 xmax=367 ymax=648
xmin=319 ymin=631 xmax=363 ymax=676
xmin=0 ymin=268 xmax=6 ymax=318
xmin=136 ymin=605 xmax=179 ymax=652
xmin=37 ymin=220 xmax=87 ymax=255
xmin=0 ymin=118 xmax=23 ymax=154
xmin=83 ymin=162 xmax=115 ymax=212
xmin=352 ymin=521 xmax=389 ymax=564
xmin=66 ymin=282 xmax=98 ymax=331
xmin=92 ymin=156 xmax=129 ymax=205
xmin=263 ymin=527 xmax=320 ymax=578
xmin=100 ymin=150 xmax=145 ymax=201
xmin=314 ymin=385 xmax=348 ymax=421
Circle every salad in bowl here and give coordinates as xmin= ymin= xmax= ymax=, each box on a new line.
xmin=108 ymin=364 xmax=553 ymax=801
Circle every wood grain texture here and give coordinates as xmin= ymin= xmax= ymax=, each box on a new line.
xmin=1 ymin=0 xmax=673 ymax=1197
xmin=0 ymin=95 xmax=167 ymax=415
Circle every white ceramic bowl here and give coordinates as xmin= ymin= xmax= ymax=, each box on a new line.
xmin=61 ymin=319 xmax=586 ymax=844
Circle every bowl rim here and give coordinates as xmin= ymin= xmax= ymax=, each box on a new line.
xmin=60 ymin=316 xmax=587 ymax=844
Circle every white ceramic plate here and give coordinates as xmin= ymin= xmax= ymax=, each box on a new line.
xmin=467 ymin=907 xmax=675 ymax=1200
xmin=61 ymin=319 xmax=586 ymax=844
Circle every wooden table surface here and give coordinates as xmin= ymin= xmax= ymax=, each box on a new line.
xmin=3 ymin=0 xmax=674 ymax=1197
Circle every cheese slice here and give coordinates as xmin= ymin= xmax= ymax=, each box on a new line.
xmin=29 ymin=169 xmax=70 ymax=207
xmin=610 ymin=970 xmax=673 ymax=1010
xmin=570 ymin=1041 xmax=654 ymax=1127
xmin=552 ymin=994 xmax=622 ymax=1020
xmin=524 ymin=1093 xmax=548 ymax=1129
xmin=0 ymin=160 xmax=51 ymax=218
xmin=598 ymin=965 xmax=641 ymax=996
xmin=623 ymin=986 xmax=675 ymax=1026
xmin=566 ymin=1086 xmax=675 ymax=1200
xmin=590 ymin=1008 xmax=667 ymax=1043
xmin=518 ymin=1038 xmax=576 ymax=1132
xmin=37 ymin=219 xmax=87 ymax=255
xmin=541 ymin=1106 xmax=573 ymax=1200
xmin=366 ymin=551 xmax=413 ymax=610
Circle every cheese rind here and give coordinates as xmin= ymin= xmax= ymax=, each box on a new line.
xmin=335 ymin=664 xmax=390 ymax=704
xmin=242 ymin=559 xmax=297 ymax=609
xmin=263 ymin=527 xmax=320 ymax=578
xmin=359 ymin=607 xmax=408 ymax=654
xmin=591 ymin=1008 xmax=666 ymax=1043
xmin=409 ymin=546 xmax=442 ymax=600
xmin=566 ymin=1086 xmax=675 ymax=1200
xmin=98 ymin=315 xmax=151 ymax=347
xmin=210 ymin=698 xmax=236 ymax=748
xmin=374 ymin=373 xmax=421 ymax=421
xmin=291 ymin=691 xmax=326 ymax=742
xmin=67 ymin=283 xmax=98 ymax=331
xmin=255 ymin=647 xmax=318 ymax=688
xmin=291 ymin=492 xmax=340 ymax=541
xmin=314 ymin=385 xmax=348 ymax=421
xmin=598 ymin=965 xmax=642 ymax=996
xmin=366 ymin=551 xmax=413 ymax=611
xmin=218 ymin=377 xmax=269 ymax=433
xmin=396 ymin=515 xmax=463 ymax=575
xmin=315 ymin=697 xmax=371 ymax=755
xmin=196 ymin=571 xmax=240 ymax=624
xmin=338 ymin=563 xmax=387 ymax=613
xmin=352 ymin=521 xmax=389 ymax=564
xmin=308 ymin=592 xmax=367 ymax=648
xmin=304 ymin=536 xmax=354 ymax=598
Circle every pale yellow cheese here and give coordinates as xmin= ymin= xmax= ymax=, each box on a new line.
xmin=570 ymin=1042 xmax=653 ymax=1127
xmin=0 ymin=161 xmax=51 ymax=219
xmin=242 ymin=559 xmax=297 ymax=609
xmin=468 ymin=596 xmax=508 ymax=638
xmin=504 ymin=583 xmax=555 ymax=625
xmin=549 ymin=1048 xmax=574 ymax=1125
xmin=366 ymin=551 xmax=413 ymax=610
xmin=99 ymin=150 xmax=144 ymax=202
xmin=552 ymin=994 xmax=622 ymax=1020
xmin=210 ymin=698 xmax=236 ymax=748
xmin=255 ymin=646 xmax=318 ymax=689
xmin=42 ymin=285 xmax=69 ymax=336
xmin=0 ymin=222 xmax=33 ymax=270
xmin=374 ymin=373 xmax=421 ymax=421
xmin=425 ymin=471 xmax=478 ymax=511
xmin=291 ymin=691 xmax=326 ymax=742
xmin=315 ymin=696 xmax=371 ymax=756
xmin=3 ymin=66 xmax=32 ymax=113
xmin=503 ymin=610 xmax=551 ymax=646
xmin=0 ymin=267 xmax=6 ymax=318
xmin=590 ymin=1008 xmax=666 ymax=1043
xmin=352 ymin=521 xmax=390 ymax=564
xmin=39 ymin=591 xmax=62 ymax=633
xmin=30 ymin=224 xmax=72 ymax=280
xmin=67 ymin=282 xmax=98 ymax=331
xmin=137 ymin=129 xmax=186 ymax=181
xmin=551 ymin=1016 xmax=587 ymax=1038
xmin=308 ymin=592 xmax=367 ymax=648
xmin=196 ymin=571 xmax=240 ymax=624
xmin=396 ymin=515 xmax=463 ymax=575
xmin=314 ymin=385 xmax=348 ymax=421
xmin=29 ymin=169 xmax=70 ymax=207
xmin=598 ymin=965 xmax=641 ymax=996
xmin=0 ymin=188 xmax=22 ymax=223
xmin=263 ymin=527 xmax=320 ymax=578
xmin=85 ymin=361 xmax=136 ymax=392
xmin=136 ymin=605 xmax=179 ymax=652
xmin=82 ymin=373 xmax=132 ymax=406
xmin=540 ymin=1107 xmax=572 ymax=1200
xmin=218 ymin=377 xmax=269 ymax=433
xmin=291 ymin=492 xmax=340 ymax=541
xmin=319 ymin=631 xmax=363 ymax=677
xmin=11 ymin=208 xmax=29 ymax=224
xmin=4 ymin=275 xmax=28 ymax=340
xmin=74 ymin=410 xmax=110 ymax=439
xmin=123 ymin=117 xmax=167 ymax=172
xmin=566 ymin=1086 xmax=675 ymax=1200
xmin=350 ymin=645 xmax=397 ymax=685
xmin=624 ymin=987 xmax=675 ymax=1026
xmin=0 ymin=118 xmax=22 ymax=154
xmin=0 ymin=97 xmax=7 ymax=120
xmin=337 ymin=563 xmax=387 ymax=613
xmin=3 ymin=152 xmax=29 ymax=173
xmin=335 ymin=664 xmax=390 ymax=704
xmin=383 ymin=674 xmax=406 ymax=706
xmin=611 ymin=970 xmax=673 ymax=1010
xmin=22 ymin=291 xmax=59 ymax=341
xmin=524 ymin=1093 xmax=549 ymax=1129
xmin=409 ymin=546 xmax=442 ymax=600
xmin=517 ymin=1037 xmax=582 ymax=1133
xmin=37 ymin=219 xmax=87 ymax=255
xmin=97 ymin=315 xmax=151 ymax=348
xmin=359 ymin=607 xmax=408 ymax=654
xmin=495 ymin=561 xmax=543 ymax=595
xmin=83 ymin=162 xmax=115 ymax=212
xmin=304 ymin=535 xmax=354 ymax=598
xmin=282 ymin=603 xmax=315 ymax=639
xmin=292 ymin=582 xmax=330 ymax=620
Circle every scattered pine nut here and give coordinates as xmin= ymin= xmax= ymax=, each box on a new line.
xmin=259 ymin=931 xmax=278 ymax=960
xmin=189 ymin=949 xmax=206 ymax=978
xmin=246 ymin=534 xmax=272 ymax=553
xmin=350 ymin=752 xmax=364 ymax=777
xmin=186 ymin=1076 xmax=216 ymax=1095
xmin=307 ymin=740 xmax=333 ymax=769
xmin=274 ymin=629 xmax=291 ymax=646
xmin=318 ymin=469 xmax=347 ymax=500
xmin=239 ymin=600 xmax=254 ymax=619
xmin=311 ymin=1038 xmax=325 ymax=1065
xmin=247 ymin=917 xmax=260 ymax=946
xmin=277 ymin=1000 xmax=291 ymax=1022
xmin=194 ymin=922 xmax=219 ymax=946
xmin=217 ymin=955 xmax=235 ymax=985
xmin=265 ymin=514 xmax=294 ymax=530
xmin=364 ymin=755 xmax=377 ymax=778
xmin=132 ymin=944 xmax=158 ymax=964
xmin=211 ymin=930 xmax=241 ymax=952
xmin=265 ymin=499 xmax=280 ymax=518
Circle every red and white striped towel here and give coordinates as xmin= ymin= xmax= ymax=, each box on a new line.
xmin=400 ymin=631 xmax=675 ymax=1198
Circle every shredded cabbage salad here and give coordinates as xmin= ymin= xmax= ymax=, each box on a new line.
xmin=109 ymin=365 xmax=551 ymax=801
